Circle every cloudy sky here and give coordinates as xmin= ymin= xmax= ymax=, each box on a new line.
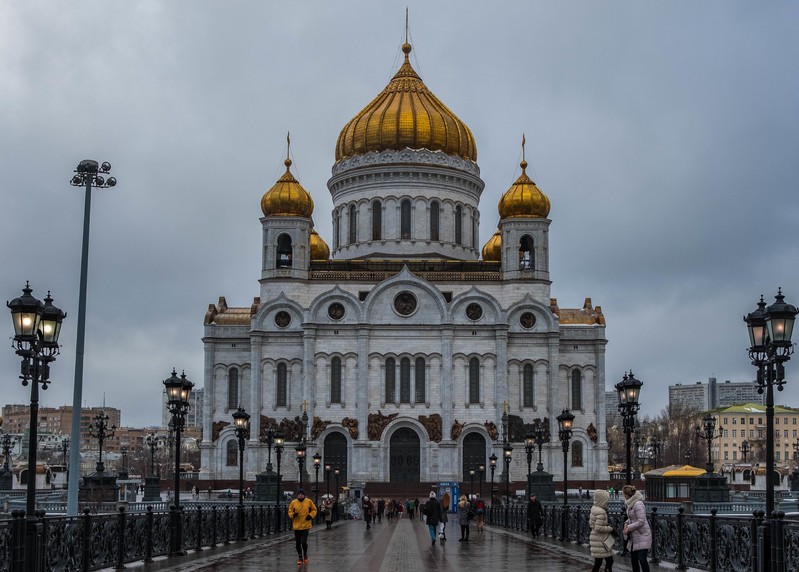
xmin=1 ymin=1 xmax=798 ymax=428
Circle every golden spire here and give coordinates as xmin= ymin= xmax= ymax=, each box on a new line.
xmin=285 ymin=131 xmax=292 ymax=169
xmin=260 ymin=134 xmax=314 ymax=217
xmin=497 ymin=135 xmax=551 ymax=219
xmin=521 ymin=133 xmax=527 ymax=171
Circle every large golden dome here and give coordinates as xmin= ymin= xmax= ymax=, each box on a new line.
xmin=310 ymin=228 xmax=330 ymax=261
xmin=261 ymin=158 xmax=314 ymax=218
xmin=497 ymin=159 xmax=550 ymax=219
xmin=481 ymin=228 xmax=501 ymax=261
xmin=335 ymin=42 xmax=477 ymax=162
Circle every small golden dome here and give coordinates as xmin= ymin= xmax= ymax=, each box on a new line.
xmin=335 ymin=41 xmax=477 ymax=162
xmin=260 ymin=158 xmax=314 ymax=218
xmin=497 ymin=159 xmax=550 ymax=219
xmin=481 ymin=229 xmax=501 ymax=261
xmin=310 ymin=228 xmax=330 ymax=261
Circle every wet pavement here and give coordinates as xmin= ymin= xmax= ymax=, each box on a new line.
xmin=146 ymin=517 xmax=595 ymax=572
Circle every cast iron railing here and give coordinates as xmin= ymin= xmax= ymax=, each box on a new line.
xmin=484 ymin=503 xmax=799 ymax=572
xmin=1 ymin=502 xmax=291 ymax=572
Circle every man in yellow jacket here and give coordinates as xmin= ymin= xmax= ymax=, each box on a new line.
xmin=288 ymin=489 xmax=317 ymax=565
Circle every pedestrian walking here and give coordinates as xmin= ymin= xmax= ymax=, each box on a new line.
xmin=321 ymin=497 xmax=334 ymax=530
xmin=422 ymin=491 xmax=443 ymax=546
xmin=377 ymin=498 xmax=385 ymax=523
xmin=439 ymin=492 xmax=450 ymax=540
xmin=362 ymin=495 xmax=374 ymax=529
xmin=589 ymin=489 xmax=615 ymax=572
xmin=385 ymin=497 xmax=394 ymax=522
xmin=288 ymin=489 xmax=317 ymax=566
xmin=473 ymin=495 xmax=485 ymax=533
xmin=457 ymin=495 xmax=471 ymax=541
xmin=623 ymin=485 xmax=652 ymax=572
xmin=527 ymin=494 xmax=543 ymax=537
xmin=406 ymin=498 xmax=415 ymax=520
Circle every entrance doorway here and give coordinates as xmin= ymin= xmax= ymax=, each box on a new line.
xmin=462 ymin=432 xmax=486 ymax=481
xmin=390 ymin=428 xmax=420 ymax=482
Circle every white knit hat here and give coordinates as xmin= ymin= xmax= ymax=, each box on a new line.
xmin=429 ymin=491 xmax=437 ymax=499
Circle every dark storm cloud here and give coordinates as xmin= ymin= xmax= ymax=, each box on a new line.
xmin=1 ymin=1 xmax=797 ymax=426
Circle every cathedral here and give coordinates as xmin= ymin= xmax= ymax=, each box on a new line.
xmin=198 ymin=37 xmax=608 ymax=487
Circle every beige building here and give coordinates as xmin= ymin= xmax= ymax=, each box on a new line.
xmin=1 ymin=404 xmax=121 ymax=452
xmin=714 ymin=403 xmax=799 ymax=469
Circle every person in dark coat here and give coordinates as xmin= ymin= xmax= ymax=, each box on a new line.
xmin=527 ymin=494 xmax=544 ymax=537
xmin=362 ymin=495 xmax=373 ymax=529
xmin=423 ymin=491 xmax=443 ymax=545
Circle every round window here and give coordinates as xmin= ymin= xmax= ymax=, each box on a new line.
xmin=466 ymin=303 xmax=483 ymax=321
xmin=520 ymin=312 xmax=536 ymax=329
xmin=328 ymin=302 xmax=345 ymax=320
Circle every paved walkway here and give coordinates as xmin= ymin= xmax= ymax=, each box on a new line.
xmin=138 ymin=518 xmax=595 ymax=572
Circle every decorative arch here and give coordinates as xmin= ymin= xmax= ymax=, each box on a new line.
xmin=361 ymin=266 xmax=449 ymax=320
xmin=462 ymin=431 xmax=487 ymax=480
xmin=251 ymin=293 xmax=305 ymax=331
xmin=322 ymin=430 xmax=349 ymax=483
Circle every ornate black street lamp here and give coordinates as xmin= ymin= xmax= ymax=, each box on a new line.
xmin=295 ymin=443 xmax=307 ymax=491
xmin=478 ymin=463 xmax=485 ymax=499
xmin=557 ymin=408 xmax=574 ymax=541
xmin=87 ymin=411 xmax=116 ymax=473
xmin=60 ymin=438 xmax=69 ymax=470
xmin=739 ymin=440 xmax=750 ymax=463
xmin=648 ymin=436 xmax=661 ymax=470
xmin=145 ymin=434 xmax=162 ymax=478
xmin=615 ymin=371 xmax=643 ymax=485
xmin=275 ymin=434 xmax=284 ymax=519
xmin=67 ymin=161 xmax=117 ymax=518
xmin=143 ymin=433 xmax=163 ymax=501
xmin=313 ymin=452 xmax=321 ymax=509
xmin=1 ymin=432 xmax=21 ymax=491
xmin=745 ymin=290 xmax=797 ymax=569
xmin=324 ymin=463 xmax=332 ymax=499
xmin=503 ymin=442 xmax=513 ymax=527
xmin=489 ymin=453 xmax=497 ymax=505
xmin=695 ymin=413 xmax=723 ymax=475
xmin=260 ymin=423 xmax=279 ymax=472
xmin=7 ymin=282 xmax=66 ymax=572
xmin=233 ymin=406 xmax=250 ymax=541
xmin=524 ymin=432 xmax=535 ymax=478
xmin=531 ymin=419 xmax=549 ymax=471
xmin=334 ymin=468 xmax=340 ymax=521
xmin=468 ymin=468 xmax=475 ymax=498
xmin=163 ymin=368 xmax=194 ymax=556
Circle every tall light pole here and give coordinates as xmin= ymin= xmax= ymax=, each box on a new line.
xmin=324 ymin=463 xmax=332 ymax=500
xmin=616 ymin=371 xmax=643 ymax=485
xmin=557 ymin=408 xmax=574 ymax=542
xmin=313 ymin=453 xmax=321 ymax=509
xmin=163 ymin=369 xmax=194 ymax=556
xmin=296 ymin=443 xmax=307 ymax=490
xmin=489 ymin=453 xmax=497 ymax=505
xmin=503 ymin=443 xmax=513 ymax=527
xmin=275 ymin=434 xmax=284 ymax=528
xmin=478 ymin=464 xmax=485 ymax=499
xmin=334 ymin=468 xmax=340 ymax=520
xmin=67 ymin=161 xmax=116 ymax=517
xmin=87 ymin=411 xmax=116 ymax=474
xmin=232 ymin=407 xmax=250 ymax=541
xmin=695 ymin=413 xmax=723 ymax=475
xmin=8 ymin=283 xmax=66 ymax=572
xmin=745 ymin=290 xmax=797 ymax=570
xmin=144 ymin=433 xmax=163 ymax=501
xmin=1 ymin=432 xmax=20 ymax=491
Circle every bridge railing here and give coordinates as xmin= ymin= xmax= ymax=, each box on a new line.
xmin=3 ymin=502 xmax=292 ymax=572
xmin=484 ymin=503 xmax=799 ymax=572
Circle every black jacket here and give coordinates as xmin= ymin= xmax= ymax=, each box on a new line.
xmin=424 ymin=498 xmax=443 ymax=526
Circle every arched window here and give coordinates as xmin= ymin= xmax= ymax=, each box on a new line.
xmin=455 ymin=206 xmax=463 ymax=245
xmin=523 ymin=364 xmax=534 ymax=408
xmin=400 ymin=357 xmax=411 ymax=403
xmin=385 ymin=358 xmax=396 ymax=403
xmin=276 ymin=234 xmax=292 ymax=268
xmin=415 ymin=357 xmax=426 ymax=404
xmin=227 ymin=368 xmax=239 ymax=410
xmin=372 ymin=200 xmax=382 ymax=241
xmin=571 ymin=441 xmax=583 ymax=467
xmin=519 ymin=235 xmax=534 ymax=270
xmin=400 ymin=200 xmax=411 ymax=239
xmin=571 ymin=369 xmax=582 ymax=410
xmin=430 ymin=202 xmax=440 ymax=241
xmin=331 ymin=357 xmax=342 ymax=404
xmin=469 ymin=358 xmax=480 ymax=404
xmin=276 ymin=363 xmax=288 ymax=407
xmin=226 ymin=440 xmax=238 ymax=466
xmin=348 ymin=204 xmax=357 ymax=244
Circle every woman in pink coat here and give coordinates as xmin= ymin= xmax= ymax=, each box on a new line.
xmin=622 ymin=485 xmax=652 ymax=572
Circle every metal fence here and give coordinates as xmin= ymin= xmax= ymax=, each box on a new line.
xmin=1 ymin=503 xmax=292 ymax=572
xmin=484 ymin=503 xmax=799 ymax=572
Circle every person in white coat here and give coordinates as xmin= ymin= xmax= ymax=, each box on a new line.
xmin=589 ymin=489 xmax=615 ymax=572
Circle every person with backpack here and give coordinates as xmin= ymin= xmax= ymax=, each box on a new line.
xmin=288 ymin=489 xmax=317 ymax=566
xmin=423 ymin=491 xmax=443 ymax=546
xmin=473 ymin=494 xmax=485 ymax=533
xmin=457 ymin=495 xmax=472 ymax=541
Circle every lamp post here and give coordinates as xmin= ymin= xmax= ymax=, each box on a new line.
xmin=275 ymin=434 xmax=284 ymax=524
xmin=232 ymin=407 xmax=250 ymax=541
xmin=478 ymin=464 xmax=485 ymax=499
xmin=695 ymin=413 xmax=723 ymax=475
xmin=163 ymin=368 xmax=194 ymax=556
xmin=334 ymin=468 xmax=340 ymax=521
xmin=295 ymin=443 xmax=307 ymax=491
xmin=489 ymin=453 xmax=497 ymax=505
xmin=1 ymin=432 xmax=21 ymax=491
xmin=615 ymin=371 xmax=643 ymax=485
xmin=524 ymin=432 xmax=535 ymax=478
xmin=649 ymin=436 xmax=661 ymax=470
xmin=532 ymin=419 xmax=549 ymax=472
xmin=324 ymin=463 xmax=332 ymax=499
xmin=745 ymin=290 xmax=797 ymax=571
xmin=739 ymin=440 xmax=750 ymax=464
xmin=67 ymin=161 xmax=116 ymax=517
xmin=469 ymin=468 xmax=475 ymax=498
xmin=260 ymin=423 xmax=279 ymax=472
xmin=7 ymin=282 xmax=66 ymax=572
xmin=313 ymin=453 xmax=321 ymax=509
xmin=87 ymin=411 xmax=116 ymax=474
xmin=557 ymin=408 xmax=574 ymax=541
xmin=60 ymin=437 xmax=69 ymax=489
xmin=143 ymin=433 xmax=163 ymax=501
xmin=503 ymin=443 xmax=513 ymax=527
xmin=146 ymin=434 xmax=162 ymax=478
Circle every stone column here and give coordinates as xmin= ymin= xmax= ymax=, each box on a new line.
xmin=441 ymin=328 xmax=453 ymax=439
xmin=250 ymin=337 xmax=263 ymax=446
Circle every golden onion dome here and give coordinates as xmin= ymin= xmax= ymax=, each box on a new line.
xmin=481 ymin=229 xmax=502 ymax=261
xmin=260 ymin=158 xmax=314 ymax=218
xmin=335 ymin=42 xmax=477 ymax=162
xmin=310 ymin=228 xmax=330 ymax=261
xmin=497 ymin=159 xmax=551 ymax=219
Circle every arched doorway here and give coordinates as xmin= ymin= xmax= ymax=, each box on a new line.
xmin=323 ymin=432 xmax=348 ymax=483
xmin=390 ymin=428 xmax=420 ymax=482
xmin=462 ymin=432 xmax=486 ymax=481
